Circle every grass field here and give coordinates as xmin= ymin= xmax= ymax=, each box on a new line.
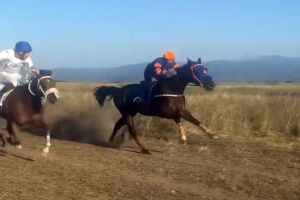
xmin=46 ymin=82 xmax=300 ymax=141
xmin=1 ymin=82 xmax=300 ymax=200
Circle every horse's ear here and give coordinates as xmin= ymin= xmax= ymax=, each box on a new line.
xmin=187 ymin=58 xmax=192 ymax=64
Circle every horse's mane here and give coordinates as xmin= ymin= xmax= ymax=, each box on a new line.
xmin=39 ymin=70 xmax=53 ymax=77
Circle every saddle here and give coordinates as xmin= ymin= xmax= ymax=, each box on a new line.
xmin=132 ymin=81 xmax=157 ymax=105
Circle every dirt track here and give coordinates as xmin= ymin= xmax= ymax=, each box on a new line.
xmin=1 ymin=120 xmax=300 ymax=200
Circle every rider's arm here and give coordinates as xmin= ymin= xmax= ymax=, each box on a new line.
xmin=27 ymin=57 xmax=34 ymax=69
xmin=27 ymin=57 xmax=39 ymax=74
xmin=173 ymin=62 xmax=179 ymax=68
xmin=154 ymin=62 xmax=163 ymax=75
xmin=0 ymin=51 xmax=9 ymax=69
xmin=0 ymin=50 xmax=9 ymax=60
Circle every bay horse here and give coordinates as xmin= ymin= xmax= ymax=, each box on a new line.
xmin=93 ymin=58 xmax=217 ymax=154
xmin=0 ymin=70 xmax=59 ymax=154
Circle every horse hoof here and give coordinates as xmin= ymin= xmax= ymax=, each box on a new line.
xmin=43 ymin=146 xmax=50 ymax=154
xmin=15 ymin=145 xmax=22 ymax=149
xmin=178 ymin=139 xmax=187 ymax=145
xmin=208 ymin=133 xmax=218 ymax=139
xmin=42 ymin=152 xmax=49 ymax=157
xmin=109 ymin=139 xmax=114 ymax=143
xmin=141 ymin=149 xmax=151 ymax=154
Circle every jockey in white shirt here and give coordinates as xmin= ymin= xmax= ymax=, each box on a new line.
xmin=0 ymin=41 xmax=39 ymax=95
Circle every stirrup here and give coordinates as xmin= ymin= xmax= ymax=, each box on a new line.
xmin=133 ymin=97 xmax=142 ymax=103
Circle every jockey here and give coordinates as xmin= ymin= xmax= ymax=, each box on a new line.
xmin=143 ymin=51 xmax=179 ymax=84
xmin=139 ymin=51 xmax=179 ymax=105
xmin=0 ymin=41 xmax=39 ymax=95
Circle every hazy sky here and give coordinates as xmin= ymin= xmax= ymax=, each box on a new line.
xmin=1 ymin=0 xmax=299 ymax=68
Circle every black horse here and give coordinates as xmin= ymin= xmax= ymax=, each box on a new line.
xmin=93 ymin=58 xmax=217 ymax=154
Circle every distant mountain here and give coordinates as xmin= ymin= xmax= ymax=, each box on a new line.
xmin=51 ymin=55 xmax=300 ymax=83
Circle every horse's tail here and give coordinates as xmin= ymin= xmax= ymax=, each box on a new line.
xmin=93 ymin=86 xmax=121 ymax=108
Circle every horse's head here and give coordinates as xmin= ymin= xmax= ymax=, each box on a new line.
xmin=179 ymin=58 xmax=215 ymax=91
xmin=28 ymin=70 xmax=60 ymax=104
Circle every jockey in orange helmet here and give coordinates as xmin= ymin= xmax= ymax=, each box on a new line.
xmin=143 ymin=51 xmax=179 ymax=83
xmin=136 ymin=51 xmax=179 ymax=105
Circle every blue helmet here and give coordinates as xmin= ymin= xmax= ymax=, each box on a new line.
xmin=15 ymin=41 xmax=32 ymax=53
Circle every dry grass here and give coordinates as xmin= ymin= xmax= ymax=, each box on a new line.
xmin=42 ymin=82 xmax=300 ymax=144
xmin=2 ymin=82 xmax=300 ymax=200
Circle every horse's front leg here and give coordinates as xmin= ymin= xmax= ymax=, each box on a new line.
xmin=34 ymin=118 xmax=51 ymax=155
xmin=180 ymin=109 xmax=218 ymax=139
xmin=0 ymin=133 xmax=6 ymax=147
xmin=174 ymin=118 xmax=187 ymax=145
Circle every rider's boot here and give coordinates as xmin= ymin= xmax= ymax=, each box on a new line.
xmin=141 ymin=90 xmax=153 ymax=106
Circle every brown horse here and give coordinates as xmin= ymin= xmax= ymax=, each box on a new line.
xmin=93 ymin=58 xmax=217 ymax=154
xmin=0 ymin=70 xmax=59 ymax=154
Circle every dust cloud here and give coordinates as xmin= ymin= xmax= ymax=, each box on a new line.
xmin=27 ymin=111 xmax=129 ymax=149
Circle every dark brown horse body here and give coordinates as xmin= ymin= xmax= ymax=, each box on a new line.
xmin=0 ymin=70 xmax=59 ymax=154
xmin=93 ymin=58 xmax=218 ymax=154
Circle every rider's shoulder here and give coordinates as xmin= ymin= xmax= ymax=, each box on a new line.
xmin=153 ymin=57 xmax=164 ymax=63
xmin=0 ymin=49 xmax=14 ymax=57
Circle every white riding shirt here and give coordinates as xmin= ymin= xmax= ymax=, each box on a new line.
xmin=0 ymin=49 xmax=35 ymax=87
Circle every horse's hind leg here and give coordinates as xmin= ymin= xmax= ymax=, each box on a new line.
xmin=7 ymin=122 xmax=22 ymax=149
xmin=109 ymin=117 xmax=126 ymax=142
xmin=180 ymin=109 xmax=218 ymax=139
xmin=125 ymin=115 xmax=150 ymax=154
xmin=0 ymin=133 xmax=6 ymax=147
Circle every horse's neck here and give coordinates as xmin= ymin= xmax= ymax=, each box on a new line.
xmin=176 ymin=65 xmax=193 ymax=90
xmin=176 ymin=76 xmax=189 ymax=93
xmin=162 ymin=75 xmax=189 ymax=94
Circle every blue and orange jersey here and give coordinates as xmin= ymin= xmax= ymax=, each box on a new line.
xmin=148 ymin=57 xmax=179 ymax=75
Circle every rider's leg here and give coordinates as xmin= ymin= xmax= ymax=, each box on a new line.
xmin=0 ymin=82 xmax=15 ymax=107
xmin=133 ymin=74 xmax=152 ymax=104
xmin=1 ymin=82 xmax=15 ymax=95
xmin=143 ymin=75 xmax=155 ymax=104
xmin=0 ymin=72 xmax=18 ymax=92
xmin=0 ymin=73 xmax=13 ymax=106
xmin=0 ymin=73 xmax=14 ymax=96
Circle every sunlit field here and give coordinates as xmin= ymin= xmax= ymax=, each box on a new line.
xmin=1 ymin=82 xmax=300 ymax=200
xmin=45 ymin=82 xmax=300 ymax=141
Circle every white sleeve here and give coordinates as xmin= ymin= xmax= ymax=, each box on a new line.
xmin=0 ymin=50 xmax=9 ymax=67
xmin=26 ymin=57 xmax=34 ymax=68
xmin=0 ymin=50 xmax=9 ymax=60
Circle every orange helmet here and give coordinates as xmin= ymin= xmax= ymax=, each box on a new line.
xmin=163 ymin=51 xmax=176 ymax=60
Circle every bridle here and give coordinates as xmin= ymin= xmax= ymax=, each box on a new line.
xmin=190 ymin=63 xmax=204 ymax=87
xmin=28 ymin=75 xmax=60 ymax=100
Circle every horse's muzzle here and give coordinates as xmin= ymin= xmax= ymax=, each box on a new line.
xmin=203 ymin=81 xmax=215 ymax=91
xmin=47 ymin=93 xmax=58 ymax=104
